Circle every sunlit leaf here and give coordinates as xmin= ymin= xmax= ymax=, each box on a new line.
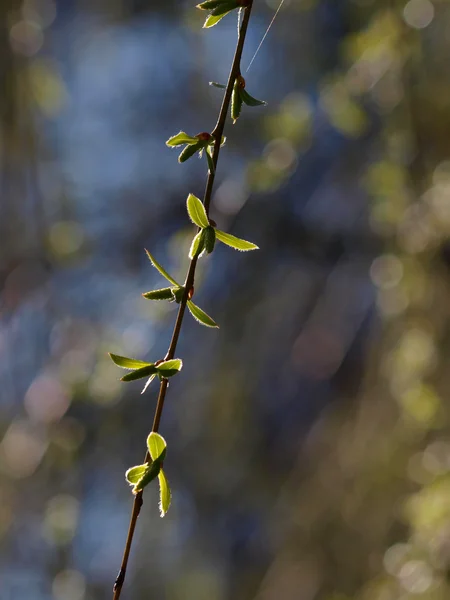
xmin=158 ymin=469 xmax=171 ymax=517
xmin=157 ymin=358 xmax=183 ymax=379
xmin=231 ymin=85 xmax=243 ymax=123
xmin=109 ymin=353 xmax=152 ymax=370
xmin=166 ymin=131 xmax=199 ymax=147
xmin=240 ymin=88 xmax=266 ymax=107
xmin=197 ymin=0 xmax=226 ymax=10
xmin=187 ymin=193 xmax=209 ymax=228
xmin=145 ymin=249 xmax=180 ymax=286
xmin=189 ymin=231 xmax=205 ymax=259
xmin=179 ymin=142 xmax=202 ymax=163
xmin=147 ymin=432 xmax=167 ymax=461
xmin=121 ymin=364 xmax=158 ymax=382
xmin=141 ymin=374 xmax=156 ymax=394
xmin=128 ymin=460 xmax=162 ymax=494
xmin=204 ymin=9 xmax=234 ymax=27
xmin=206 ymin=146 xmax=215 ymax=174
xmin=187 ymin=300 xmax=219 ymax=328
xmin=125 ymin=464 xmax=148 ymax=484
xmin=142 ymin=287 xmax=174 ymax=301
xmin=215 ymin=229 xmax=259 ymax=251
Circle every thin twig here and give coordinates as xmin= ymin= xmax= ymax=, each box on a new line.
xmin=112 ymin=4 xmax=254 ymax=597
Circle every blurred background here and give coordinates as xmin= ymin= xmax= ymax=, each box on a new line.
xmin=2 ymin=0 xmax=450 ymax=598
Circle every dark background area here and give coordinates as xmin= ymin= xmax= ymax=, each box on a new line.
xmin=2 ymin=0 xmax=450 ymax=599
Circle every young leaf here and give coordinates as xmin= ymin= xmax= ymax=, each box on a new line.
xmin=158 ymin=469 xmax=171 ymax=517
xmin=204 ymin=9 xmax=234 ymax=27
xmin=240 ymin=88 xmax=266 ymax=107
xmin=197 ymin=0 xmax=226 ymax=10
xmin=129 ymin=460 xmax=162 ymax=494
xmin=142 ymin=287 xmax=174 ymax=301
xmin=125 ymin=464 xmax=148 ymax=484
xmin=209 ymin=81 xmax=226 ymax=89
xmin=206 ymin=146 xmax=215 ymax=174
xmin=187 ymin=194 xmax=209 ymax=228
xmin=171 ymin=286 xmax=185 ymax=303
xmin=147 ymin=432 xmax=167 ymax=461
xmin=157 ymin=358 xmax=183 ymax=379
xmin=179 ymin=142 xmax=203 ymax=163
xmin=210 ymin=1 xmax=238 ymax=16
xmin=231 ymin=84 xmax=243 ymax=123
xmin=166 ymin=131 xmax=199 ymax=147
xmin=145 ymin=249 xmax=180 ymax=286
xmin=121 ymin=364 xmax=158 ymax=382
xmin=203 ymin=226 xmax=216 ymax=254
xmin=109 ymin=354 xmax=153 ymax=370
xmin=215 ymin=229 xmax=259 ymax=251
xmin=141 ymin=374 xmax=156 ymax=394
xmin=187 ymin=300 xmax=219 ymax=328
xmin=189 ymin=231 xmax=205 ymax=260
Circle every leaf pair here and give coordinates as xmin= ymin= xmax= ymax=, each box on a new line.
xmin=196 ymin=0 xmax=245 ymax=28
xmin=210 ymin=78 xmax=266 ymax=123
xmin=126 ymin=432 xmax=171 ymax=517
xmin=143 ymin=249 xmax=218 ymax=328
xmin=166 ymin=131 xmax=222 ymax=172
xmin=187 ymin=193 xmax=259 ymax=260
xmin=109 ymin=353 xmax=183 ymax=394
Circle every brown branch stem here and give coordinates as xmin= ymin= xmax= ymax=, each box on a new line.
xmin=112 ymin=4 xmax=254 ymax=598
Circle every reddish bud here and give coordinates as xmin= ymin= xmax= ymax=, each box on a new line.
xmin=236 ymin=75 xmax=246 ymax=89
xmin=196 ymin=132 xmax=212 ymax=141
xmin=209 ymin=219 xmax=217 ymax=227
xmin=188 ymin=286 xmax=194 ymax=300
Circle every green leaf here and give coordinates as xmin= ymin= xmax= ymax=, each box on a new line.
xmin=187 ymin=300 xmax=219 ymax=328
xmin=203 ymin=9 xmax=234 ymax=27
xmin=147 ymin=432 xmax=167 ymax=461
xmin=141 ymin=374 xmax=156 ymax=394
xmin=231 ymin=84 xmax=243 ymax=123
xmin=215 ymin=229 xmax=259 ymax=251
xmin=121 ymin=364 xmax=158 ymax=382
xmin=197 ymin=0 xmax=226 ymax=10
xmin=125 ymin=464 xmax=148 ymax=484
xmin=172 ymin=286 xmax=185 ymax=303
xmin=157 ymin=358 xmax=183 ymax=379
xmin=166 ymin=131 xmax=199 ymax=147
xmin=187 ymin=193 xmax=209 ymax=228
xmin=189 ymin=231 xmax=205 ymax=259
xmin=109 ymin=353 xmax=152 ymax=370
xmin=179 ymin=142 xmax=203 ymax=163
xmin=206 ymin=146 xmax=215 ymax=174
xmin=158 ymin=469 xmax=171 ymax=517
xmin=142 ymin=287 xmax=174 ymax=301
xmin=203 ymin=226 xmax=216 ymax=254
xmin=240 ymin=88 xmax=266 ymax=107
xmin=210 ymin=1 xmax=238 ymax=15
xmin=209 ymin=81 xmax=226 ymax=89
xmin=129 ymin=460 xmax=162 ymax=494
xmin=145 ymin=249 xmax=180 ymax=286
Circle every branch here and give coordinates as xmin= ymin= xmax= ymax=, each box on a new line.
xmin=112 ymin=3 xmax=255 ymax=598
